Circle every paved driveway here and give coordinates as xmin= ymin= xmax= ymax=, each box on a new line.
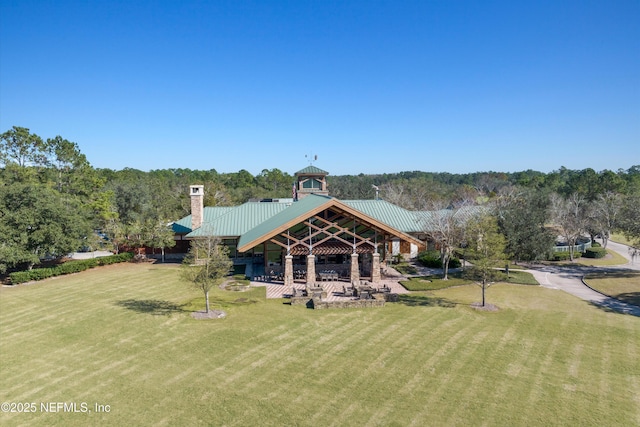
xmin=525 ymin=240 xmax=640 ymax=316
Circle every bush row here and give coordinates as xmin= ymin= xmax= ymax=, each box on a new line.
xmin=9 ymin=253 xmax=133 ymax=285
xmin=417 ymin=250 xmax=462 ymax=269
xmin=552 ymin=251 xmax=583 ymax=261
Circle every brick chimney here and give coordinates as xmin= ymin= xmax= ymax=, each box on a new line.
xmin=189 ymin=185 xmax=204 ymax=230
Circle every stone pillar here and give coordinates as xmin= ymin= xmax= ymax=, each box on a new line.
xmin=284 ymin=255 xmax=294 ymax=287
xmin=371 ymin=252 xmax=381 ymax=284
xmin=306 ymin=255 xmax=316 ymax=287
xmin=351 ymin=253 xmax=360 ymax=285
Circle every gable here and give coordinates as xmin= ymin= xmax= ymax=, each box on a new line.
xmin=236 ymin=194 xmax=423 ymax=253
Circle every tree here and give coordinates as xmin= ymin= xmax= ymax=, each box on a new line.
xmin=549 ymin=193 xmax=587 ymax=261
xmin=146 ymin=219 xmax=176 ymax=263
xmin=181 ymin=234 xmax=232 ymax=313
xmin=45 ymin=135 xmax=93 ymax=195
xmin=419 ymin=201 xmax=472 ymax=279
xmin=0 ymin=183 xmax=90 ymax=270
xmin=587 ymin=192 xmax=622 ymax=249
xmin=618 ymin=191 xmax=640 ymax=249
xmin=495 ymin=188 xmax=555 ymax=262
xmin=103 ymin=217 xmax=125 ymax=254
xmin=0 ymin=126 xmax=47 ymax=167
xmin=123 ymin=221 xmax=150 ymax=259
xmin=463 ymin=213 xmax=507 ymax=307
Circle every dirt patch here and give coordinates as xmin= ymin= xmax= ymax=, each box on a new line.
xmin=191 ymin=310 xmax=227 ymax=320
xmin=470 ymin=302 xmax=500 ymax=311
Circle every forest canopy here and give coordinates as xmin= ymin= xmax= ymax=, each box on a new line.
xmin=2 ymin=126 xmax=639 ymax=273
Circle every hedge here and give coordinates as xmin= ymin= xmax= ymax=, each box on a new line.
xmin=584 ymin=247 xmax=607 ymax=259
xmin=552 ymin=251 xmax=583 ymax=261
xmin=9 ymin=253 xmax=134 ymax=285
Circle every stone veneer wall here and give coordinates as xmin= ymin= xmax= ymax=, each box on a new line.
xmin=290 ymin=293 xmax=398 ymax=309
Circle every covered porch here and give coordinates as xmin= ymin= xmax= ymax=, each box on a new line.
xmin=236 ymin=195 xmax=424 ymax=287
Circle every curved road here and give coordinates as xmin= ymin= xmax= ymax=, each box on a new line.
xmin=525 ymin=240 xmax=640 ymax=316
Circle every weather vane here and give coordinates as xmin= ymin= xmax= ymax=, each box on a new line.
xmin=305 ymin=153 xmax=318 ymax=165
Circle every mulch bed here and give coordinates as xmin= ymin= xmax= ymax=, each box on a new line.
xmin=470 ymin=302 xmax=500 ymax=311
xmin=191 ymin=310 xmax=227 ymax=320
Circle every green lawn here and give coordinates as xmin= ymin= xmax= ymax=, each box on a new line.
xmin=610 ymin=232 xmax=637 ymax=247
xmin=401 ymin=270 xmax=538 ymax=291
xmin=576 ymin=249 xmax=629 ymax=267
xmin=584 ymin=271 xmax=640 ymax=307
xmin=1 ymin=263 xmax=639 ymax=426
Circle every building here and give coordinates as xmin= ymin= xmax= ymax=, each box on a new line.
xmin=172 ymin=166 xmax=427 ymax=285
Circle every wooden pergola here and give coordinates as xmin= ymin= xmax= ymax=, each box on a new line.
xmin=237 ymin=196 xmax=423 ymax=287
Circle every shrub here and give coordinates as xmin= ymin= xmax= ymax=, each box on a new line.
xmin=9 ymin=253 xmax=133 ymax=285
xmin=584 ymin=247 xmax=607 ymax=259
xmin=591 ymin=241 xmax=601 ymax=247
xmin=418 ymin=251 xmax=441 ymax=268
xmin=417 ymin=250 xmax=461 ymax=269
xmin=9 ymin=271 xmax=32 ymax=284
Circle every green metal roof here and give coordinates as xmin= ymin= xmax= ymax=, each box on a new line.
xmin=172 ymin=206 xmax=235 ymax=234
xmin=185 ymin=201 xmax=292 ymax=238
xmin=342 ymin=200 xmax=423 ymax=233
xmin=295 ymin=165 xmax=329 ymax=176
xmin=237 ymin=194 xmax=333 ymax=250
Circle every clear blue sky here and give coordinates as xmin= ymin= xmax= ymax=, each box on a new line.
xmin=1 ymin=0 xmax=638 ymax=176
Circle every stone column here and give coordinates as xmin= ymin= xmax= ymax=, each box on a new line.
xmin=350 ymin=253 xmax=360 ymax=285
xmin=371 ymin=252 xmax=381 ymax=284
xmin=306 ymin=255 xmax=316 ymax=287
xmin=284 ymin=254 xmax=294 ymax=287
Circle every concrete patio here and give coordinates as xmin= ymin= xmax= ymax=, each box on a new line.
xmin=251 ymin=278 xmax=410 ymax=300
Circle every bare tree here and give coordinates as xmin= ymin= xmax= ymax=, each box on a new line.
xmin=419 ymin=200 xmax=474 ymax=280
xmin=549 ymin=193 xmax=587 ymax=261
xmin=380 ymin=181 xmax=446 ymax=210
xmin=587 ymin=192 xmax=622 ymax=249
xmin=380 ymin=181 xmax=414 ymax=209
xmin=619 ymin=191 xmax=640 ymax=255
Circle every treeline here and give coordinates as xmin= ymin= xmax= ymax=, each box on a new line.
xmin=1 ymin=126 xmax=639 ymax=274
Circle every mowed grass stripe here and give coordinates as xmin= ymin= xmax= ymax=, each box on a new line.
xmin=623 ymin=316 xmax=640 ymax=425
xmin=407 ymin=315 xmax=498 ymax=426
xmin=369 ymin=310 xmax=480 ymax=426
xmin=239 ymin=311 xmax=389 ymax=400
xmin=361 ymin=310 xmax=469 ymax=425
xmin=260 ymin=315 xmax=393 ymax=412
xmin=320 ymin=309 xmax=469 ymax=426
xmin=213 ymin=314 xmax=360 ymax=387
xmin=481 ymin=314 xmax=538 ymax=424
xmin=310 ymin=312 xmax=429 ymax=426
xmin=215 ymin=312 xmax=407 ymax=427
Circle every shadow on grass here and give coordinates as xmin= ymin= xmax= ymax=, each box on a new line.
xmin=615 ymin=292 xmax=640 ymax=307
xmin=116 ymin=299 xmax=186 ymax=316
xmin=587 ymin=298 xmax=640 ymax=317
xmin=396 ymin=294 xmax=457 ymax=308
xmin=587 ymin=270 xmax=640 ymax=279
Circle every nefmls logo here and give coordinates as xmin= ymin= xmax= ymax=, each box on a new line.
xmin=41 ymin=402 xmax=89 ymax=413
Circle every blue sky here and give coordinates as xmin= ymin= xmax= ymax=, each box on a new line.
xmin=1 ymin=0 xmax=638 ymax=176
